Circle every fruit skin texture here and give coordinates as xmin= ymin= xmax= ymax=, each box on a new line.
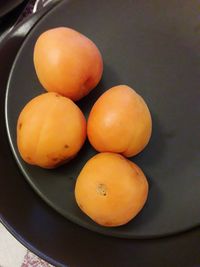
xmin=33 ymin=27 xmax=103 ymax=101
xmin=17 ymin=92 xmax=86 ymax=169
xmin=75 ymin=152 xmax=149 ymax=227
xmin=87 ymin=85 xmax=152 ymax=157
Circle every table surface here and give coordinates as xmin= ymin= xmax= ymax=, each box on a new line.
xmin=0 ymin=223 xmax=54 ymax=267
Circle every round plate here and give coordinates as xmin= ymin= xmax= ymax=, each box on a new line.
xmin=1 ymin=1 xmax=200 ymax=267
xmin=5 ymin=0 xmax=200 ymax=238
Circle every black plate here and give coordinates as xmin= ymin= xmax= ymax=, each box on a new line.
xmin=5 ymin=0 xmax=200 ymax=239
xmin=0 ymin=0 xmax=25 ymax=18
xmin=1 ymin=1 xmax=200 ymax=266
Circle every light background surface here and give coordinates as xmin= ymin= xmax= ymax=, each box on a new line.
xmin=0 ymin=223 xmax=54 ymax=267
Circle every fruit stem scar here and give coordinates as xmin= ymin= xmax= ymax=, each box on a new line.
xmin=97 ymin=183 xmax=107 ymax=196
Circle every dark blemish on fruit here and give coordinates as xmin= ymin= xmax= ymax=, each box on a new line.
xmin=104 ymin=221 xmax=113 ymax=226
xmin=64 ymin=144 xmax=69 ymax=149
xmin=97 ymin=183 xmax=107 ymax=196
xmin=83 ymin=76 xmax=92 ymax=89
xmin=19 ymin=123 xmax=22 ymax=130
xmin=27 ymin=156 xmax=31 ymax=161
xmin=55 ymin=94 xmax=60 ymax=97
xmin=53 ymin=158 xmax=58 ymax=162
xmin=135 ymin=169 xmax=140 ymax=175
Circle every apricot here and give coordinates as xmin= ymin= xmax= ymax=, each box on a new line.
xmin=33 ymin=27 xmax=103 ymax=101
xmin=87 ymin=85 xmax=152 ymax=157
xmin=17 ymin=92 xmax=86 ymax=168
xmin=75 ymin=152 xmax=148 ymax=227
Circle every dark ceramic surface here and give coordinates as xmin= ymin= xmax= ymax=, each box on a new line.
xmin=0 ymin=0 xmax=200 ymax=266
xmin=5 ymin=0 xmax=200 ymax=238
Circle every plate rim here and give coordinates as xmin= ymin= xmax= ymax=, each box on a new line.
xmin=5 ymin=0 xmax=200 ymax=239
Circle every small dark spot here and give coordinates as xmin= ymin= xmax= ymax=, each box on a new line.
xmin=103 ymin=221 xmax=113 ymax=226
xmin=164 ymin=131 xmax=175 ymax=138
xmin=97 ymin=183 xmax=107 ymax=196
xmin=83 ymin=77 xmax=92 ymax=89
xmin=64 ymin=144 xmax=69 ymax=149
xmin=135 ymin=169 xmax=140 ymax=175
xmin=27 ymin=156 xmax=31 ymax=161
xmin=55 ymin=94 xmax=60 ymax=97
xmin=52 ymin=158 xmax=58 ymax=162
xmin=19 ymin=123 xmax=22 ymax=130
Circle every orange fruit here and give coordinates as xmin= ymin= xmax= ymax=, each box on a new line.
xmin=87 ymin=85 xmax=152 ymax=157
xmin=75 ymin=152 xmax=148 ymax=227
xmin=33 ymin=27 xmax=103 ymax=101
xmin=17 ymin=92 xmax=86 ymax=168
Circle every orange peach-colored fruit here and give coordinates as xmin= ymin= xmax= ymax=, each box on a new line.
xmin=87 ymin=85 xmax=152 ymax=157
xmin=33 ymin=27 xmax=103 ymax=101
xmin=75 ymin=152 xmax=148 ymax=227
xmin=17 ymin=92 xmax=86 ymax=168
